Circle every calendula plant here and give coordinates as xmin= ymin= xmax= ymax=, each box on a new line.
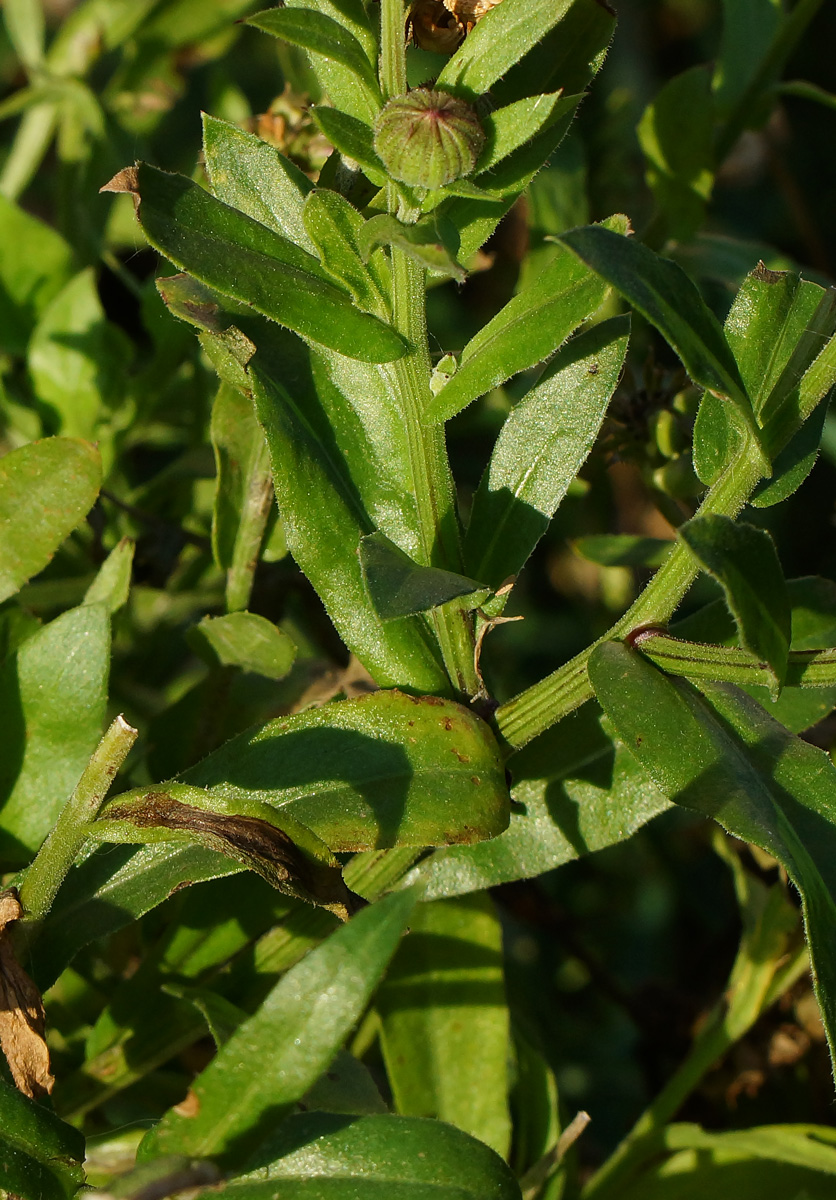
xmin=2 ymin=0 xmax=836 ymax=1195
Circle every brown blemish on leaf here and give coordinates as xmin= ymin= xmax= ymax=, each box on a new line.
xmin=106 ymin=794 xmax=363 ymax=921
xmin=470 ymin=775 xmax=481 ymax=786
xmin=752 ymin=260 xmax=785 ymax=284
xmin=99 ymin=166 xmax=140 ymax=210
xmin=0 ymin=890 xmax=54 ymax=1099
xmin=450 ymin=748 xmax=471 ymax=763
xmin=443 ymin=717 xmax=454 ymax=731
xmin=174 ymin=1087 xmax=201 ymax=1118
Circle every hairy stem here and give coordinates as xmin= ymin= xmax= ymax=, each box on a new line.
xmin=19 ymin=715 xmax=138 ymax=930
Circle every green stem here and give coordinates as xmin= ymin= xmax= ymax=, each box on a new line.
xmin=226 ymin=440 xmax=274 ymax=613
xmin=495 ymin=437 xmax=765 ymax=752
xmin=18 ymin=715 xmax=137 ymax=930
xmin=379 ymin=0 xmax=479 ymax=696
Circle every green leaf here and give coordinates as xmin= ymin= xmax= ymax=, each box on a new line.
xmin=475 ymin=92 xmax=576 ymax=174
xmin=131 ymin=688 xmax=509 ymax=852
xmin=246 ymin=323 xmax=450 ymax=692
xmin=426 ymin=221 xmax=627 ymax=425
xmin=637 ymin=66 xmax=714 ymax=240
xmin=83 ymin=537 xmax=134 ymax=613
xmin=209 ymin=382 xmax=271 ymax=574
xmin=573 ymin=535 xmax=673 ymax=568
xmin=0 ymin=437 xmax=101 ymax=605
xmin=437 ymin=0 xmax=574 ymax=101
xmin=220 ymin=1112 xmax=522 ymax=1198
xmin=138 ymin=886 xmax=420 ymax=1167
xmin=0 ymin=1077 xmax=84 ymax=1200
xmin=107 ymin=163 xmax=405 ymax=364
xmin=0 ymin=603 xmax=110 ymax=865
xmin=3 ymin=0 xmax=45 ymax=70
xmin=750 ymin=392 xmax=828 ymax=507
xmin=464 ymin=316 xmax=630 ymax=589
xmin=588 ymin=641 xmax=836 ymax=1075
xmin=620 ymin=1123 xmax=836 ymax=1199
xmin=378 ymin=893 xmax=511 ymax=1157
xmin=310 ymin=107 xmax=386 ymax=184
xmin=557 ymin=224 xmax=748 ymax=405
xmin=713 ymin=0 xmax=782 ymax=117
xmin=359 ymin=213 xmax=466 ymax=283
xmin=413 ymin=705 xmax=670 ymax=899
xmin=202 ymin=114 xmax=315 ymax=251
xmin=247 ymin=8 xmax=381 ymax=112
xmin=303 ymin=190 xmax=391 ymax=313
xmin=679 ymin=514 xmax=791 ymax=693
xmin=300 ymin=1049 xmax=388 ymax=1116
xmin=188 ymin=613 xmax=296 ymax=680
xmin=0 ymin=190 xmax=73 ymax=355
xmin=360 ymin=531 xmax=488 ymax=620
xmin=29 ymin=843 xmax=243 ymax=990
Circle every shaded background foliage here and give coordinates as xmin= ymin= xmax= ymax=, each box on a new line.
xmin=1 ymin=0 xmax=835 ymax=1181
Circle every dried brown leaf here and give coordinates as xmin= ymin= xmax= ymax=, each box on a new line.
xmin=0 ymin=890 xmax=54 ymax=1099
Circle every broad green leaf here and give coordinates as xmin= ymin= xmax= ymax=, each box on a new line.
xmin=0 ymin=603 xmax=110 ymax=866
xmin=285 ymin=0 xmax=377 ymax=60
xmin=620 ymin=1122 xmax=836 ymax=1200
xmin=749 ymin=393 xmax=828 ymax=507
xmin=188 ymin=613 xmax=296 ymax=680
xmin=140 ymin=688 xmax=509 ymax=851
xmin=0 ymin=437 xmax=101 ymax=605
xmin=360 ymin=214 xmax=465 ymax=283
xmin=713 ymin=0 xmax=782 ymax=116
xmin=437 ymin=0 xmax=574 ymax=101
xmin=310 ymin=107 xmax=386 ymax=184
xmin=476 ymin=92 xmax=575 ymax=174
xmin=464 ymin=316 xmax=630 ymax=588
xmin=303 ymin=190 xmax=391 ymax=314
xmin=360 ymin=531 xmax=487 ymax=620
xmin=588 ymin=642 xmax=836 ymax=1073
xmin=694 ymin=268 xmax=835 ymax=486
xmin=246 ymin=323 xmax=450 ymax=691
xmin=222 ymin=1112 xmax=522 ymax=1199
xmin=28 ymin=843 xmax=243 ymax=990
xmin=412 ymin=704 xmax=670 ymax=899
xmin=247 ymin=8 xmax=381 ymax=111
xmin=679 ymin=514 xmax=791 ymax=692
xmin=637 ymin=66 xmax=714 ymax=240
xmin=0 ymin=1078 xmax=84 ymax=1200
xmin=84 ymin=537 xmax=134 ymax=613
xmin=426 ymin=222 xmax=626 ymax=425
xmin=278 ymin=0 xmax=379 ymax=122
xmin=573 ymin=535 xmax=672 ymax=569
xmin=106 ymin=163 xmax=405 ymax=363
xmin=0 ymin=188 xmax=73 ymax=355
xmin=558 ymin=225 xmax=747 ymax=406
xmin=209 ymin=382 xmax=273 ymax=580
xmin=202 ymin=114 xmax=315 ymax=251
xmin=138 ymin=886 xmax=420 ymax=1166
xmin=3 ymin=0 xmax=45 ymax=70
xmin=378 ymin=893 xmax=511 ymax=1156
xmin=28 ymin=268 xmax=132 ymax=451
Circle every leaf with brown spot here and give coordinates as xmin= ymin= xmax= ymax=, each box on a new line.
xmin=0 ymin=890 xmax=53 ymax=1099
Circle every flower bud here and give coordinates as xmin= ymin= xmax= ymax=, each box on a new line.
xmin=374 ymin=89 xmax=485 ymax=190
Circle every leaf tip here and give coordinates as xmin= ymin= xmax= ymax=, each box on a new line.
xmin=100 ymin=165 xmax=140 ymax=200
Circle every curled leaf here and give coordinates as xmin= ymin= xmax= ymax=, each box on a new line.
xmin=0 ymin=890 xmax=53 ymax=1098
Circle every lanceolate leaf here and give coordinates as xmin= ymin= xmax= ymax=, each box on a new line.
xmin=464 ymin=316 xmax=630 ymax=588
xmin=360 ymin=531 xmax=488 ymax=620
xmin=426 ymin=221 xmax=627 ymax=425
xmin=220 ymin=1112 xmax=522 ymax=1199
xmin=475 ymin=91 xmax=576 ymax=174
xmin=202 ymin=114 xmax=314 ymax=251
xmin=138 ymin=886 xmax=420 ymax=1167
xmin=589 ymin=641 xmax=836 ymax=1074
xmin=360 ymin=214 xmax=465 ymax=282
xmin=679 ymin=513 xmax=791 ymax=693
xmin=311 ymin=107 xmax=386 ymax=184
xmin=102 ymin=163 xmax=405 ymax=363
xmin=558 ymin=224 xmax=748 ymax=405
xmin=247 ymin=8 xmax=381 ymax=109
xmin=0 ymin=1078 xmax=84 ymax=1200
xmin=0 ymin=438 xmax=101 ymax=605
xmin=303 ymin=190 xmax=391 ymax=314
xmin=139 ymin=688 xmax=509 ymax=852
xmin=378 ymin=893 xmax=511 ymax=1157
xmin=0 ymin=603 xmax=110 ymax=865
xmin=437 ymin=0 xmax=574 ymax=100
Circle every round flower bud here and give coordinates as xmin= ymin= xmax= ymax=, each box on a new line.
xmin=374 ymin=89 xmax=485 ymax=190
